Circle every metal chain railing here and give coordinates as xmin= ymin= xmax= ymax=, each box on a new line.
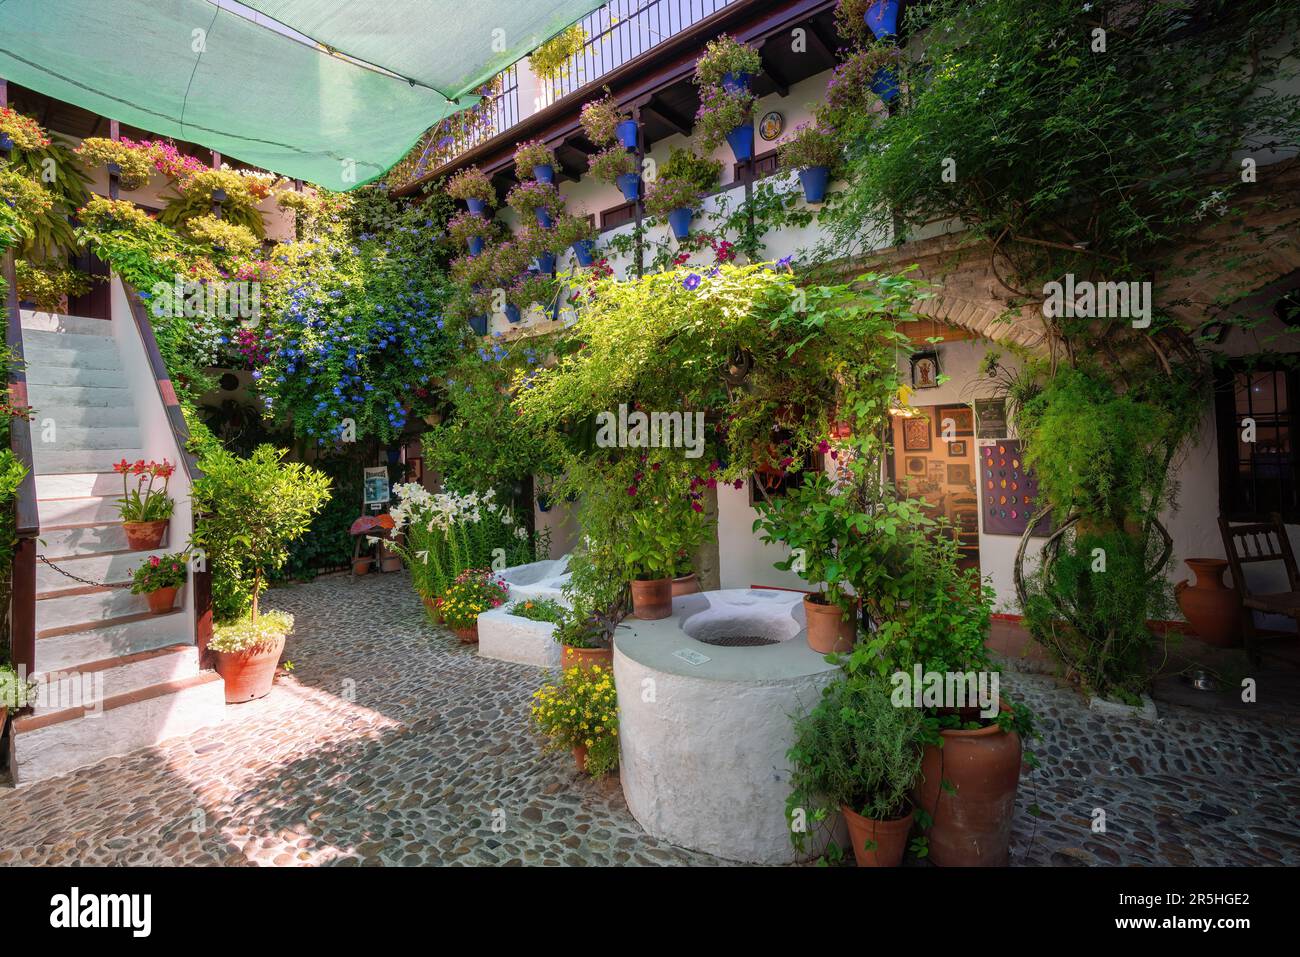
xmin=37 ymin=554 xmax=132 ymax=590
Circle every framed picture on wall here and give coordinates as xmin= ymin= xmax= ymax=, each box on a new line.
xmin=906 ymin=455 xmax=927 ymax=476
xmin=902 ymin=416 xmax=932 ymax=451
xmin=947 ymin=439 xmax=968 ymax=457
xmin=934 ymin=404 xmax=975 ymax=437
xmin=948 ymin=463 xmax=972 ymax=486
xmin=911 ymin=350 xmax=940 ymax=389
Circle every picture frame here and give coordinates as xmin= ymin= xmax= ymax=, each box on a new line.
xmin=362 ymin=466 xmax=391 ymax=508
xmin=947 ymin=439 xmax=968 ymax=457
xmin=910 ymin=350 xmax=940 ymax=390
xmin=759 ymin=110 xmax=784 ymax=141
xmin=934 ymin=403 xmax=974 ymax=437
xmin=974 ymin=397 xmax=1009 ymax=439
xmin=906 ymin=455 xmax=927 ymax=476
xmin=902 ymin=416 xmax=932 ymax=451
xmin=947 ymin=463 xmax=972 ymax=486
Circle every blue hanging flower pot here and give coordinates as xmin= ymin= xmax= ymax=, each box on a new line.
xmin=466 ymin=197 xmax=488 ymax=215
xmin=799 ymin=166 xmax=832 ymax=203
xmin=616 ymin=119 xmax=639 ymax=149
xmin=667 ymin=207 xmax=694 ymax=240
xmin=536 ymin=251 xmax=556 ymax=274
xmin=864 ymin=0 xmax=901 ymax=40
xmin=616 ymin=172 xmax=641 ymax=201
xmin=871 ymin=66 xmax=900 ymax=103
xmin=721 ymin=71 xmax=752 ymax=95
xmin=725 ymin=123 xmax=755 ymax=163
xmin=533 ymin=163 xmax=555 ymax=184
xmin=572 ymin=239 xmax=596 ymax=266
xmin=468 ymin=314 xmax=488 ymax=336
xmin=0 ymin=133 xmax=14 ymax=153
xmin=504 ymin=303 xmax=522 ymax=324
xmin=467 ymin=235 xmax=485 ymax=256
xmin=535 ymin=207 xmax=554 ymax=228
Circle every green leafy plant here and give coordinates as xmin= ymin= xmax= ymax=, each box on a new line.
xmin=660 ymin=147 xmax=721 ymax=192
xmin=184 ymin=214 xmax=261 ymax=260
xmin=159 ymin=167 xmax=266 ymax=237
xmin=130 ymin=552 xmax=188 ymax=594
xmin=445 ymin=166 xmax=497 ymax=206
xmin=786 ymin=673 xmax=924 ymax=857
xmin=777 ymin=122 xmax=843 ymax=172
xmin=531 ymin=663 xmax=619 ymax=777
xmin=530 ymin=24 xmax=587 ymax=83
xmin=509 ymin=598 xmax=565 ymax=623
xmin=587 ymin=147 xmax=635 ymax=185
xmin=643 ymin=175 xmax=701 ymax=219
xmin=553 ymin=212 xmax=595 ymax=250
xmin=0 ymin=663 xmax=36 ymax=711
xmin=190 ymin=445 xmax=332 ymax=622
xmin=113 ymin=458 xmax=176 ymax=523
xmin=13 ymin=260 xmax=92 ymax=311
xmin=693 ymin=34 xmax=762 ymax=86
xmin=4 ymin=128 xmax=91 ymax=260
xmin=513 ymin=140 xmax=557 ymax=178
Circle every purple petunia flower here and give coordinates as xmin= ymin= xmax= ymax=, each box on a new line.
xmin=682 ymin=273 xmax=701 ymax=291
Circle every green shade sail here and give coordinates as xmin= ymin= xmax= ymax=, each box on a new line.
xmin=0 ymin=0 xmax=603 ymax=189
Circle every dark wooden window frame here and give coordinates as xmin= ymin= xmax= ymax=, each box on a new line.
xmin=1214 ymin=355 xmax=1299 ymax=523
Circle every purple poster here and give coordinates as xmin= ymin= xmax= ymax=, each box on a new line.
xmin=979 ymin=440 xmax=1050 ymax=537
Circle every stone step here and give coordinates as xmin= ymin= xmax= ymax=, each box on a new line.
xmin=8 ymin=671 xmax=225 ymax=785
xmin=32 ymin=425 xmax=141 ymax=453
xmin=35 ymin=547 xmax=171 ymax=597
xmin=31 ymin=644 xmax=200 ymax=716
xmin=27 ymin=384 xmax=131 ymax=409
xmin=36 ymin=583 xmax=185 ymax=633
xmin=35 ymin=609 xmax=189 ymax=674
xmin=38 ymin=494 xmax=123 ymax=528
xmin=24 ymin=343 xmax=123 ymax=371
xmin=37 ymin=521 xmax=134 ymax=558
xmin=25 ymin=404 xmax=138 ymax=429
xmin=36 ymin=471 xmax=123 ymax=498
xmin=32 ymin=447 xmax=146 ymax=475
xmin=25 ymin=365 xmax=127 ymax=389
xmin=19 ymin=311 xmax=114 ymax=336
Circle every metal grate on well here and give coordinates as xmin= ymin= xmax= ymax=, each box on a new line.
xmin=695 ymin=635 xmax=780 ymax=648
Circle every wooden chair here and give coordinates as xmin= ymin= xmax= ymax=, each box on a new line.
xmin=1218 ymin=514 xmax=1300 ymax=665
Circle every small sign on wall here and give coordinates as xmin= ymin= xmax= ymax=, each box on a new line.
xmin=975 ymin=398 xmax=1009 ymax=439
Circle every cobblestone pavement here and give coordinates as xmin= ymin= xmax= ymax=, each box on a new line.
xmin=0 ymin=572 xmax=1296 ymax=866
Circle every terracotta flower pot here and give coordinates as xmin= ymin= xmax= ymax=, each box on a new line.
xmin=562 ymin=644 xmax=613 ymax=672
xmin=214 ymin=632 xmax=287 ymax=704
xmin=841 ymin=805 xmax=914 ymax=867
xmin=453 ymin=624 xmax=479 ymax=644
xmin=915 ymin=705 xmax=1021 ymax=866
xmin=1175 ymin=558 xmax=1240 ymax=647
xmin=803 ymin=596 xmax=855 ymax=654
xmin=573 ymin=744 xmax=589 ymax=774
xmin=145 ymin=586 xmax=178 ymax=614
xmin=352 ymin=558 xmax=371 ymax=576
xmin=671 ymin=573 xmax=700 ymax=597
xmin=123 ymin=519 xmax=168 ymax=550
xmin=631 ymin=578 xmax=672 ymax=620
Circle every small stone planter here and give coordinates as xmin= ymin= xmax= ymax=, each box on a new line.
xmin=477 ymin=603 xmax=564 ymax=667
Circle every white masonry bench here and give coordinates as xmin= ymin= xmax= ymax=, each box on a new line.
xmin=613 ymin=588 xmax=843 ymax=864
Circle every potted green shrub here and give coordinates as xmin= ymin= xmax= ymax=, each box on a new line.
xmin=131 ymin=551 xmax=188 ymax=614
xmin=693 ymin=34 xmax=763 ymax=93
xmin=787 ymin=673 xmax=923 ymax=866
xmin=589 ymin=147 xmax=639 ymax=200
xmin=777 ymin=122 xmax=843 ymax=203
xmin=513 ymin=139 xmax=558 ymax=184
xmin=191 ymin=445 xmax=331 ymax=703
xmin=506 ymin=179 xmax=564 ymax=228
xmin=644 ymin=175 xmax=702 ymax=240
xmin=112 ymin=458 xmax=176 ymax=550
xmin=694 ymin=86 xmax=756 ymax=163
xmin=446 ymin=165 xmax=497 ymax=214
xmin=531 ymin=663 xmax=619 ymax=776
xmin=619 ymin=461 xmax=710 ymax=620
xmin=550 ymin=549 xmax=627 ymax=668
xmin=439 ymin=567 xmax=510 ymax=643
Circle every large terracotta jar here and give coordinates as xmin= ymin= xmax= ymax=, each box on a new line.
xmin=1175 ymin=558 xmax=1240 ymax=647
xmin=631 ymin=578 xmax=672 ymax=619
xmin=453 ymin=623 xmax=479 ymax=644
xmin=915 ymin=707 xmax=1022 ymax=866
xmin=803 ymin=596 xmax=855 ymax=654
xmin=841 ymin=805 xmax=914 ymax=867
xmin=671 ymin=573 xmax=699 ymax=597
xmin=123 ymin=519 xmax=168 ymax=550
xmin=145 ymin=586 xmax=178 ymax=614
xmin=572 ymin=744 xmax=589 ymax=774
xmin=214 ymin=632 xmax=287 ymax=704
xmin=562 ymin=644 xmax=613 ymax=672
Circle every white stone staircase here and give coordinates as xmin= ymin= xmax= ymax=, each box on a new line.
xmin=7 ymin=310 xmax=224 ymax=785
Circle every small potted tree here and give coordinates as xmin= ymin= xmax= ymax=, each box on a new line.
xmin=131 ymin=552 xmax=188 ymax=614
xmin=113 ymin=458 xmax=175 ymax=550
xmin=777 ymin=122 xmax=843 ymax=203
xmin=513 ymin=139 xmax=558 ymax=184
xmin=191 ymin=446 xmax=331 ymax=703
xmin=589 ymin=147 xmax=639 ymax=201
xmin=446 ymin=165 xmax=497 ymax=215
xmin=787 ymin=673 xmax=923 ymax=866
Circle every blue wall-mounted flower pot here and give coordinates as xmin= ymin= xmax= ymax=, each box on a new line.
xmin=468 ymin=314 xmax=488 ymax=336
xmin=799 ymin=165 xmax=832 ymax=203
xmin=616 ymin=119 xmax=639 ymax=149
xmin=725 ymin=124 xmax=755 ymax=163
xmin=721 ymin=71 xmax=752 ymax=95
xmin=466 ymin=197 xmax=488 ymax=215
xmin=616 ymin=172 xmax=641 ymax=201
xmin=504 ymin=303 xmax=522 ymax=324
xmin=536 ymin=251 xmax=556 ymax=274
xmin=0 ymin=133 xmax=14 ymax=153
xmin=870 ymin=66 xmax=900 ymax=103
xmin=535 ymin=207 xmax=554 ymax=228
xmin=533 ymin=163 xmax=555 ymax=184
xmin=864 ymin=0 xmax=901 ymax=40
xmin=537 ymin=494 xmax=552 ymax=513
xmin=668 ymin=207 xmax=694 ymax=240
xmin=573 ymin=239 xmax=596 ymax=266
xmin=467 ymin=235 xmax=485 ymax=255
